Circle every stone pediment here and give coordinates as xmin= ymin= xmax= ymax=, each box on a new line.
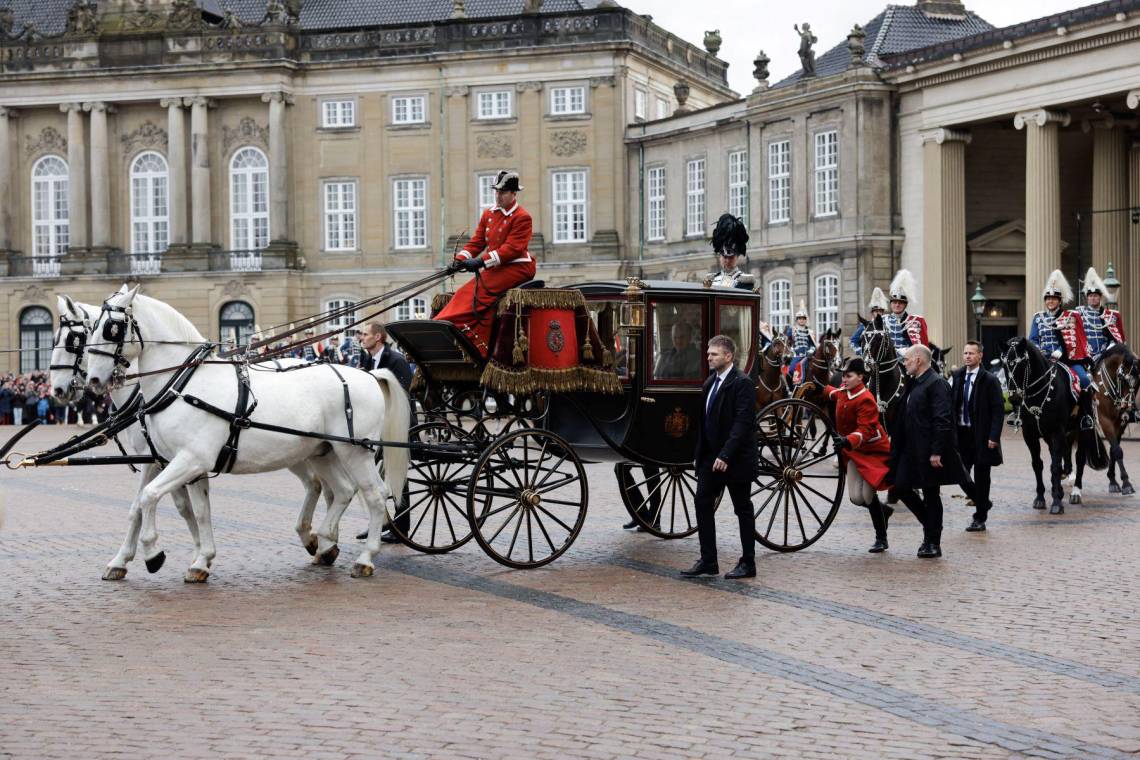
xmin=967 ymin=219 xmax=1068 ymax=253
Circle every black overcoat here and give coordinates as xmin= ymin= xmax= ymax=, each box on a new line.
xmin=693 ymin=366 xmax=758 ymax=481
xmin=361 ymin=345 xmax=414 ymax=391
xmin=888 ymin=368 xmax=967 ymax=488
xmin=950 ymin=366 xmax=1004 ymax=467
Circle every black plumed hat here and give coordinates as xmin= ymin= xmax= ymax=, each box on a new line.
xmin=711 ymin=213 xmax=749 ymax=257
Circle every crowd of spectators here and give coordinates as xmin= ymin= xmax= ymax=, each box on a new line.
xmin=0 ymin=371 xmax=112 ymax=426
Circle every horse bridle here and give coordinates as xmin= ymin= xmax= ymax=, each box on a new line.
xmin=1098 ymin=353 xmax=1140 ymax=414
xmin=89 ymin=300 xmax=145 ymax=387
xmin=757 ymin=335 xmax=787 ymax=394
xmin=1001 ymin=341 xmax=1057 ymax=429
xmin=859 ymin=326 xmax=903 ymax=413
xmin=49 ymin=308 xmax=92 ymax=394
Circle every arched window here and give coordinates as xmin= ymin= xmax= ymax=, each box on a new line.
xmin=219 ymin=301 xmax=255 ymax=348
xmin=20 ymin=306 xmax=53 ymax=373
xmin=323 ymin=297 xmax=357 ymax=338
xmin=229 ymin=147 xmax=270 ymax=251
xmin=130 ymin=152 xmax=169 ymax=266
xmin=31 ymin=156 xmax=69 ymax=264
xmin=814 ymin=274 xmax=839 ymax=332
xmin=396 ymin=296 xmax=429 ymax=321
xmin=768 ymin=278 xmax=791 ymax=332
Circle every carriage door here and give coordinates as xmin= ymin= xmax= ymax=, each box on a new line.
xmin=632 ymin=299 xmax=707 ymax=465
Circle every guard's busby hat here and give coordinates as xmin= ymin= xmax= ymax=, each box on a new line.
xmin=1042 ymin=269 xmax=1073 ymax=303
xmin=842 ymin=357 xmax=867 ymax=376
xmin=889 ymin=269 xmax=917 ymax=304
xmin=491 ymin=170 xmax=523 ymax=192
xmin=795 ymin=299 xmax=808 ymax=319
xmin=711 ymin=213 xmax=749 ymax=257
xmin=868 ymin=287 xmax=888 ymax=312
xmin=1083 ymin=267 xmax=1107 ymax=295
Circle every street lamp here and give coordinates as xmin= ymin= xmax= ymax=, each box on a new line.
xmin=1105 ymin=261 xmax=1120 ymax=306
xmin=970 ymin=282 xmax=987 ymax=342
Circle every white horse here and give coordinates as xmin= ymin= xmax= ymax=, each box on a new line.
xmin=83 ymin=285 xmax=409 ymax=581
xmin=50 ymin=296 xmax=346 ymax=580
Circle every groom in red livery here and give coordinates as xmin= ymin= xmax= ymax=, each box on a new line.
xmin=435 ymin=170 xmax=536 ymax=354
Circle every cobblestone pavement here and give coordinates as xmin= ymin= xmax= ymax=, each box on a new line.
xmin=1 ymin=425 xmax=1138 ymax=759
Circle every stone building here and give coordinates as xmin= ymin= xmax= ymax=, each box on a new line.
xmin=0 ymin=0 xmax=732 ymax=372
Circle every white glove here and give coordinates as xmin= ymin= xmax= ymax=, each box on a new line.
xmin=1051 ymin=349 xmax=1063 ymax=360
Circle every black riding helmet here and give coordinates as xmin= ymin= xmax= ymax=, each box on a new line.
xmin=842 ymin=357 xmax=867 ymax=377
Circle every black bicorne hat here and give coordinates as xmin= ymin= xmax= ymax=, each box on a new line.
xmin=491 ymin=170 xmax=523 ymax=192
xmin=711 ymin=213 xmax=749 ymax=257
xmin=842 ymin=357 xmax=867 ymax=377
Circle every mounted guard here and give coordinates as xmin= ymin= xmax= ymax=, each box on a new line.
xmin=435 ymin=170 xmax=536 ymax=356
xmin=708 ymin=213 xmax=750 ymax=289
xmin=785 ymin=300 xmax=817 ymax=384
xmin=1077 ymin=267 xmax=1127 ymax=363
xmin=1028 ymin=269 xmax=1090 ymax=390
xmin=850 ymin=287 xmax=888 ymax=355
xmin=884 ymin=270 xmax=929 ymax=356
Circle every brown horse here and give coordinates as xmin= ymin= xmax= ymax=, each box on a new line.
xmin=1090 ymin=345 xmax=1139 ymax=495
xmin=792 ymin=328 xmax=843 ymax=418
xmin=755 ymin=332 xmax=789 ymax=410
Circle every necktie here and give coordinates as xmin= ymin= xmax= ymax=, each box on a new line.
xmin=705 ymin=375 xmax=722 ymax=420
xmin=962 ymin=372 xmax=973 ymax=426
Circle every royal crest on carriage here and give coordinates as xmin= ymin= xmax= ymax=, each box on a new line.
xmin=546 ymin=319 xmax=565 ymax=354
xmin=664 ymin=407 xmax=690 ymax=438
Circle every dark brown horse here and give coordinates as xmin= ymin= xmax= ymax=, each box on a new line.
xmin=1088 ymin=345 xmax=1139 ymax=496
xmin=754 ymin=331 xmax=789 ymax=410
xmin=792 ymin=328 xmax=843 ymax=418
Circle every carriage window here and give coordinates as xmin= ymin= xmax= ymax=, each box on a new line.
xmin=650 ymin=301 xmax=705 ymax=383
xmin=717 ymin=302 xmax=754 ymax=372
xmin=586 ymin=299 xmax=627 ymax=379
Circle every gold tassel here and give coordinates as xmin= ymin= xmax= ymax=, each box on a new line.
xmin=602 ymin=349 xmax=614 ymax=368
xmin=581 ymin=340 xmax=594 ymax=362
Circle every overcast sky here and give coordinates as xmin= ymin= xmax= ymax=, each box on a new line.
xmin=622 ymin=0 xmax=1086 ymax=94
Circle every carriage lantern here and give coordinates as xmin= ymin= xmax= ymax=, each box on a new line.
xmin=970 ymin=282 xmax=987 ymax=342
xmin=620 ymin=277 xmax=646 ymax=380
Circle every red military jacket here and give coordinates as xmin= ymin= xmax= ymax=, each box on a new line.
xmin=1058 ymin=310 xmax=1090 ymax=361
xmin=904 ymin=314 xmax=929 ymax=347
xmin=826 ymin=382 xmax=892 ymax=490
xmin=1104 ymin=308 xmax=1127 ymax=344
xmin=457 ymin=203 xmax=534 ymax=269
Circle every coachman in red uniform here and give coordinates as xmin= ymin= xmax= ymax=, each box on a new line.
xmin=824 ymin=358 xmax=895 ymax=553
xmin=435 ymin=170 xmax=536 ymax=354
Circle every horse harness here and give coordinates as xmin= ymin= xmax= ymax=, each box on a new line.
xmin=859 ymin=326 xmax=904 ymax=415
xmin=1002 ymin=343 xmax=1059 ymax=431
xmin=50 ymin=308 xmax=93 ymax=394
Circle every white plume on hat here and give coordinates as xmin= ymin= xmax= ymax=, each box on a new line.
xmin=868 ymin=287 xmax=888 ymax=311
xmin=1083 ymin=267 xmax=1107 ymax=295
xmin=1042 ymin=269 xmax=1073 ymax=303
xmin=795 ymin=299 xmax=808 ymax=318
xmin=889 ymin=269 xmax=917 ymax=303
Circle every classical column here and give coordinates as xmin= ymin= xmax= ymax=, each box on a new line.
xmin=84 ymin=101 xmax=115 ymax=249
xmin=261 ymin=91 xmax=293 ymax=242
xmin=0 ymin=107 xmax=14 ymax=251
xmin=61 ymin=102 xmax=88 ymax=250
xmin=161 ymin=98 xmax=188 ymax=246
xmin=920 ymin=127 xmax=970 ymax=351
xmin=1015 ymin=109 xmax=1069 ymax=332
xmin=1084 ymin=116 xmax=1129 ymax=278
xmin=1129 ymin=140 xmax=1140 ymax=337
xmin=189 ymin=97 xmax=215 ymax=246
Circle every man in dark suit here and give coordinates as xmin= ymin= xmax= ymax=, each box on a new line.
xmin=681 ymin=334 xmax=759 ymax=580
xmin=888 ymin=345 xmax=975 ymax=558
xmin=951 ymin=340 xmax=1003 ymax=532
xmin=357 ymin=321 xmax=415 ymax=542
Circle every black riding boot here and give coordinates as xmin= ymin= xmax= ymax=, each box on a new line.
xmin=867 ymin=496 xmax=891 ymax=553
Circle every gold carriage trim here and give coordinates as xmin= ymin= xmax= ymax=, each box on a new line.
xmin=496 ymin=287 xmax=589 ymax=314
xmin=480 ymin=363 xmax=624 ymax=396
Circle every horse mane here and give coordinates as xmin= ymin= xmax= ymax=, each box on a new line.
xmin=132 ymin=293 xmax=207 ymax=344
xmin=1100 ymin=343 xmax=1136 ymax=363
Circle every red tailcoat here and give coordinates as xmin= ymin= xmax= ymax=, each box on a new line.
xmin=1104 ymin=308 xmax=1128 ymax=344
xmin=1058 ymin=310 xmax=1090 ymax=361
xmin=904 ymin=314 xmax=929 ymax=347
xmin=435 ymin=203 xmax=536 ymax=353
xmin=826 ymin=383 xmax=892 ymax=491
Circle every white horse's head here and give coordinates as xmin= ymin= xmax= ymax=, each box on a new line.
xmin=50 ymin=295 xmax=94 ymax=403
xmin=86 ymin=284 xmax=142 ymax=393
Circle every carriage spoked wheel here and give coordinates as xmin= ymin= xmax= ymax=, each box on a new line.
xmin=381 ymin=421 xmax=479 ymax=554
xmin=616 ymin=462 xmax=721 ymax=539
xmin=466 ymin=428 xmax=588 ymax=569
xmin=752 ymin=398 xmax=845 ymax=552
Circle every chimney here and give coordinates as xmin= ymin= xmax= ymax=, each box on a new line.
xmin=917 ymin=0 xmax=967 ymax=20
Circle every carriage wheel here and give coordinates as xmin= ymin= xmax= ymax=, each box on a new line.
xmin=752 ymin=398 xmax=844 ymax=552
xmin=382 ymin=421 xmax=478 ymax=554
xmin=616 ymin=462 xmax=720 ymax=539
xmin=467 ymin=428 xmax=588 ymax=569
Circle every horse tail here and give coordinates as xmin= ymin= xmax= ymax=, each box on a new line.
xmin=1079 ymin=388 xmax=1109 ymax=471
xmin=370 ymin=369 xmax=411 ymax=502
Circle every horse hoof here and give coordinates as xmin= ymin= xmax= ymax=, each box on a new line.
xmin=1049 ymin=502 xmax=1064 ymax=515
xmin=144 ymin=551 xmax=166 ymax=574
xmin=1109 ymin=482 xmax=1121 ymax=493
xmin=1032 ymin=498 xmax=1046 ymax=510
xmin=351 ymin=563 xmax=374 ymax=578
xmin=1069 ymin=494 xmax=1081 ymax=505
xmin=317 ymin=546 xmax=339 ymax=566
xmin=102 ymin=566 xmax=127 ymax=581
xmin=304 ymin=537 xmax=318 ymax=556
xmin=1123 ymin=483 xmax=1135 ymax=496
xmin=183 ymin=568 xmax=210 ymax=583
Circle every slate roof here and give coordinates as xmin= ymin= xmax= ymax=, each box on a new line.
xmin=0 ymin=0 xmax=604 ymax=37
xmin=773 ymin=3 xmax=993 ymax=88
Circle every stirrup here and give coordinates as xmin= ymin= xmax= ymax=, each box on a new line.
xmin=1080 ymin=414 xmax=1095 ymax=431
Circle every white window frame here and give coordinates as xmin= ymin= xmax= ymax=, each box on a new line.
xmin=728 ymin=150 xmax=748 ymax=224
xmin=685 ymin=158 xmax=706 ymax=237
xmin=323 ymin=296 xmax=358 ymax=338
xmin=477 ymin=173 xmax=498 ymax=211
xmin=768 ymin=278 xmax=792 ymax=333
xmin=476 ymin=90 xmax=513 ymax=120
xmin=31 ymin=155 xmax=69 ymax=259
xmin=391 ymin=94 xmax=426 ymax=125
xmin=393 ymin=176 xmax=428 ymax=250
xmin=129 ymin=151 xmax=169 ymax=260
xmin=768 ymin=140 xmax=791 ymax=224
xmin=552 ymin=169 xmax=588 ymax=244
xmin=550 ymin=85 xmax=586 ymax=116
xmin=321 ymin=99 xmax=356 ymax=129
xmin=634 ymin=88 xmax=647 ymax=121
xmin=20 ymin=306 xmax=53 ymax=373
xmin=397 ymin=296 xmax=430 ymax=322
xmin=814 ymin=130 xmax=839 ymax=218
xmin=647 ymin=165 xmax=666 ymax=242
xmin=230 ymin=147 xmax=270 ymax=251
xmin=814 ymin=274 xmax=840 ymax=333
xmin=323 ymin=180 xmax=358 ymax=252
xmin=654 ymin=95 xmax=669 ymax=121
